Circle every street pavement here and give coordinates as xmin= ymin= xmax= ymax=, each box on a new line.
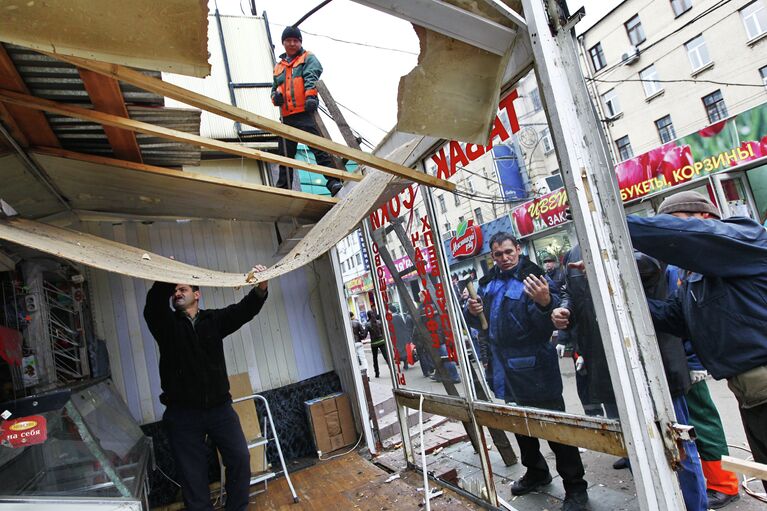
xmin=362 ymin=342 xmax=766 ymax=510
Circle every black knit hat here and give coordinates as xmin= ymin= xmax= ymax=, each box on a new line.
xmin=657 ymin=190 xmax=721 ymax=218
xmin=281 ymin=26 xmax=302 ymax=42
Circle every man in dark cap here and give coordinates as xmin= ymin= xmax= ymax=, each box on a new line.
xmin=626 ymin=190 xmax=767 ymax=491
xmin=271 ymin=26 xmax=343 ymax=196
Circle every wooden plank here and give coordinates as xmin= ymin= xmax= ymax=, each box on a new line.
xmin=48 ymin=54 xmax=456 ymax=191
xmin=721 ymin=455 xmax=767 ymax=480
xmin=0 ymin=45 xmax=59 ymax=147
xmin=0 ymin=88 xmax=359 ymax=184
xmin=316 ymin=81 xmax=362 ymax=151
xmin=78 ymin=68 xmax=143 ymax=163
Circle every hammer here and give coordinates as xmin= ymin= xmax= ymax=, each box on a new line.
xmin=459 ymin=274 xmax=488 ymax=330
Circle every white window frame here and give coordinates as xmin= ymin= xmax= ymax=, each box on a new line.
xmin=741 ymin=1 xmax=767 ymax=41
xmin=540 ymin=128 xmax=554 ymax=154
xmin=655 ymin=115 xmax=676 ymax=143
xmin=602 ymin=89 xmax=622 ymax=118
xmin=438 ymin=195 xmax=447 ymax=213
xmin=474 ymin=207 xmax=484 ymax=225
xmin=625 ymin=15 xmax=646 ymax=46
xmin=761 ymin=65 xmax=767 ymax=89
xmin=589 ymin=42 xmax=607 ymax=72
xmin=616 ymin=135 xmax=633 ymax=161
xmin=467 ymin=178 xmax=476 ymax=194
xmin=685 ymin=34 xmax=711 ymax=72
xmin=671 ymin=0 xmax=692 ymax=17
xmin=639 ymin=65 xmax=663 ymax=97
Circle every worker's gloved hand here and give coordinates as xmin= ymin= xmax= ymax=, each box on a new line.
xmin=555 ymin=344 xmax=567 ymax=358
xmin=304 ymin=95 xmax=319 ymax=113
xmin=689 ymin=369 xmax=708 ymax=385
xmin=575 ymin=355 xmax=585 ymax=373
xmin=272 ymin=92 xmax=284 ymax=106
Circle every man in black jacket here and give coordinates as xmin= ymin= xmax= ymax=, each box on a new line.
xmin=143 ymin=266 xmax=269 ymax=511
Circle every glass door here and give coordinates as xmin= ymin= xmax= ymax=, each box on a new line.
xmin=712 ymin=172 xmax=758 ymax=219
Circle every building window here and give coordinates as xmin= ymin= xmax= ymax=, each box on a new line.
xmin=625 ymin=15 xmax=646 ymax=46
xmin=655 ymin=115 xmax=676 ymax=143
xmin=601 ymin=89 xmax=621 ymax=118
xmin=438 ymin=195 xmax=447 ymax=214
xmin=467 ymin=178 xmax=476 ymax=194
xmin=454 ymin=193 xmax=461 ymax=207
xmin=444 ymin=222 xmax=452 ymax=233
xmin=415 ymin=207 xmax=421 ymax=219
xmin=540 ymin=128 xmax=554 ymax=153
xmin=761 ymin=65 xmax=767 ymax=89
xmin=616 ymin=136 xmax=633 ymax=161
xmin=589 ymin=42 xmax=607 ymax=72
xmin=639 ymin=64 xmax=663 ymax=97
xmin=458 ymin=215 xmax=465 ymax=225
xmin=530 ymin=88 xmax=543 ymax=112
xmin=685 ymin=34 xmax=711 ymax=72
xmin=356 ymin=253 xmax=362 ymax=265
xmin=671 ymin=0 xmax=692 ymax=17
xmin=474 ymin=207 xmax=484 ymax=225
xmin=741 ymin=1 xmax=767 ymax=41
xmin=703 ymin=90 xmax=728 ymax=123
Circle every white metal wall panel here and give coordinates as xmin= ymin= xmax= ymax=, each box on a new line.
xmin=80 ymin=219 xmax=336 ymax=424
xmin=162 ymin=15 xmax=279 ymax=140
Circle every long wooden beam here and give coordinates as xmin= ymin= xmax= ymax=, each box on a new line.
xmin=49 ymin=54 xmax=456 ymax=191
xmin=721 ymin=455 xmax=767 ymax=480
xmin=0 ymin=45 xmax=59 ymax=147
xmin=0 ymin=88 xmax=360 ymax=184
xmin=78 ymin=68 xmax=143 ymax=163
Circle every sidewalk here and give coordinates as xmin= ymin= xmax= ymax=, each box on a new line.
xmin=363 ymin=343 xmax=766 ymax=510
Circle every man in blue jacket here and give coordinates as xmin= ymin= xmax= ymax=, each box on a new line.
xmin=465 ymin=232 xmax=588 ymax=511
xmin=627 ymin=190 xmax=767 ymax=491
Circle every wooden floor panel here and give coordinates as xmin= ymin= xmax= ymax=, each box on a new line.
xmin=248 ymin=453 xmax=481 ymax=510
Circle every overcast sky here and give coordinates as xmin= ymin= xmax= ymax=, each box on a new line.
xmin=211 ymin=0 xmax=619 ymax=146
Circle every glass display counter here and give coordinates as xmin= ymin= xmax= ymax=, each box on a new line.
xmin=0 ymin=379 xmax=151 ymax=510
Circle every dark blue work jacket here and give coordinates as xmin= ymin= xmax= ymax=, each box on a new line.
xmin=628 ymin=214 xmax=767 ymax=380
xmin=467 ymin=257 xmax=561 ymax=403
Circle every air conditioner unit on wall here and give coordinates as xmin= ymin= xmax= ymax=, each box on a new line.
xmin=621 ymin=46 xmax=640 ymax=65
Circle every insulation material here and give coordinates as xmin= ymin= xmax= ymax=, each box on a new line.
xmin=396 ymin=26 xmax=511 ymax=144
xmin=0 ymin=0 xmax=210 ymax=78
xmin=0 ymin=141 xmax=416 ymax=287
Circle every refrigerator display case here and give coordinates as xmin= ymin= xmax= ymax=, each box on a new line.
xmin=0 ymin=379 xmax=152 ymax=510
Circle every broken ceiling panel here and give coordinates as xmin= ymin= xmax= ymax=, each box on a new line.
xmin=0 ymin=142 xmax=417 ymax=287
xmin=0 ymin=216 xmax=251 ymax=287
xmin=26 ymin=150 xmax=335 ymax=223
xmin=0 ymin=153 xmax=62 ymax=219
xmin=0 ymin=0 xmax=210 ymax=77
xmin=396 ymin=26 xmax=511 ymax=144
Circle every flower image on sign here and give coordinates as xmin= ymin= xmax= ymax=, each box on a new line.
xmin=616 ymin=103 xmax=767 ymax=202
xmin=511 ymin=187 xmax=569 ymax=237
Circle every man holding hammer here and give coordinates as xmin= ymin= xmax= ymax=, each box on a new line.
xmin=464 ymin=232 xmax=588 ymax=511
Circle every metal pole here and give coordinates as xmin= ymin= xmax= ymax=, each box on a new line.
xmin=520 ymin=0 xmax=684 ymax=508
xmin=361 ymin=219 xmax=415 ymax=464
xmin=328 ymin=246 xmax=379 ymax=454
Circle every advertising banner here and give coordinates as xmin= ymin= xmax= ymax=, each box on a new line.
xmin=511 ymin=187 xmax=569 ymax=237
xmin=510 ymin=102 xmax=767 ymax=237
xmin=615 ymin=102 xmax=767 ymax=202
xmin=443 ymin=215 xmax=514 ymax=265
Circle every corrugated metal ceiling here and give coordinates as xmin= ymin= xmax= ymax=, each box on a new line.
xmin=4 ymin=43 xmax=203 ymax=167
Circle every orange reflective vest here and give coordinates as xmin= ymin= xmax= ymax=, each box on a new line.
xmin=272 ymin=50 xmax=319 ymax=117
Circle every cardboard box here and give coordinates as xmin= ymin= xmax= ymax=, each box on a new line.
xmin=305 ymin=392 xmax=357 ymax=455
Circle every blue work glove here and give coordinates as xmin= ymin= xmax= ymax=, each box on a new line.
xmin=272 ymin=92 xmax=284 ymax=106
xmin=304 ymin=95 xmax=318 ymax=113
